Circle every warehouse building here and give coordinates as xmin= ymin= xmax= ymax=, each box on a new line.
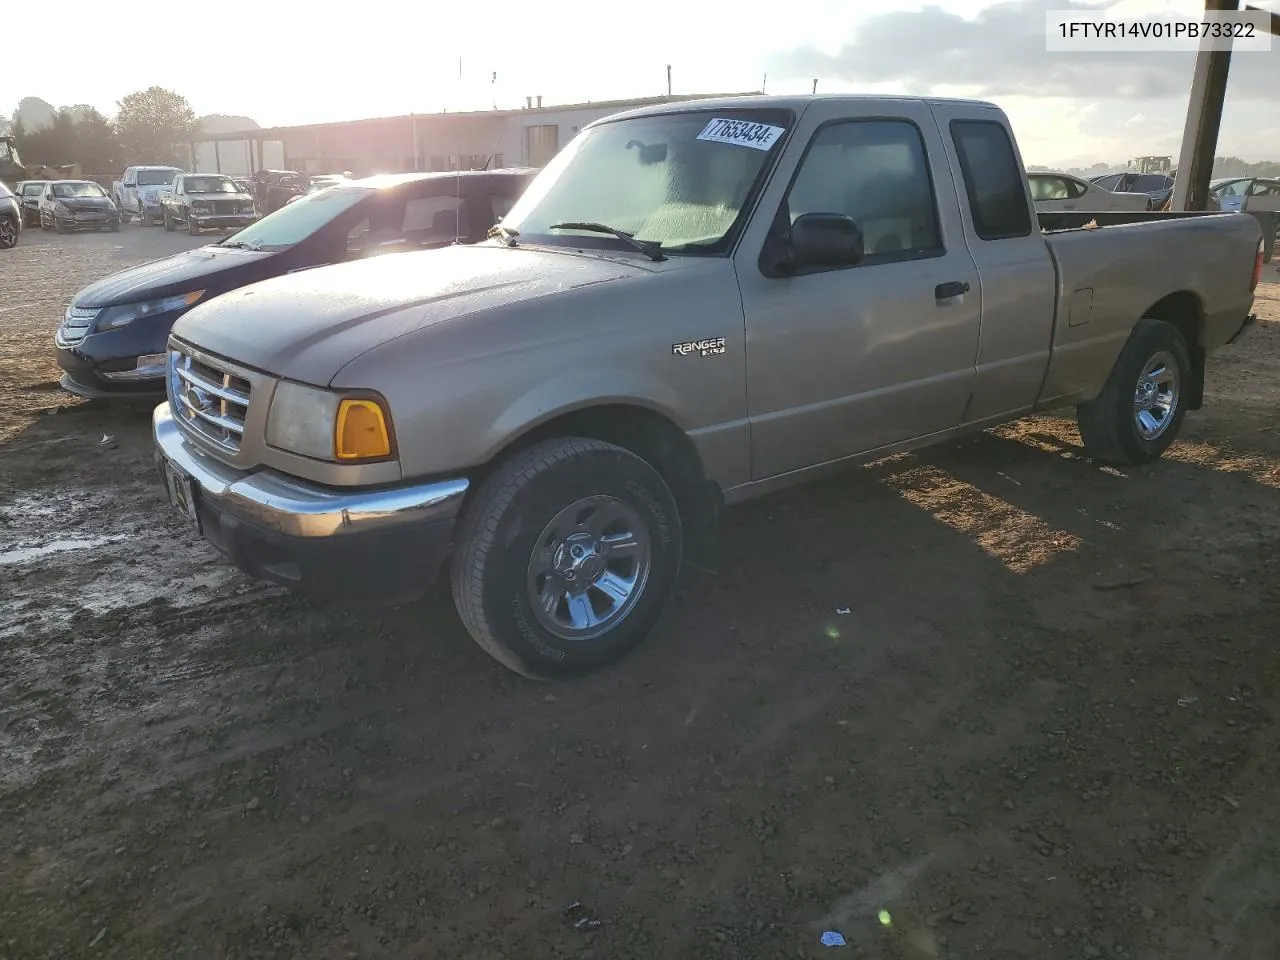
xmin=190 ymin=92 xmax=756 ymax=177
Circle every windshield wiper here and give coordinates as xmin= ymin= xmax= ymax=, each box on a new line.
xmin=548 ymin=221 xmax=666 ymax=262
xmin=488 ymin=223 xmax=518 ymax=246
xmin=219 ymin=239 xmax=263 ymax=251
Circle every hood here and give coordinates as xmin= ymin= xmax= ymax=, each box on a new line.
xmin=73 ymin=245 xmax=273 ymax=308
xmin=59 ymin=196 xmax=113 ymax=209
xmin=172 ymin=244 xmax=672 ymax=384
xmin=188 ymin=191 xmax=254 ymax=203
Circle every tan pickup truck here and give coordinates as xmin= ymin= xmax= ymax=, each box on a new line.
xmin=152 ymin=95 xmax=1266 ymax=679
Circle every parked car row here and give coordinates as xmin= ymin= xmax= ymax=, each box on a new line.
xmin=54 ymin=168 xmax=535 ymax=398
xmin=9 ymin=179 xmax=119 ymax=232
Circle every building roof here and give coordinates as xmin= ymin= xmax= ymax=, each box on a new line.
xmin=192 ymin=93 xmax=760 ymax=142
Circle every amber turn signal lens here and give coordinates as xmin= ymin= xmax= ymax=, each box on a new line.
xmin=335 ymin=398 xmax=391 ymax=460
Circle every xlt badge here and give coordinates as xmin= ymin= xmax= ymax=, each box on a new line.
xmin=672 ymin=337 xmax=726 ymax=358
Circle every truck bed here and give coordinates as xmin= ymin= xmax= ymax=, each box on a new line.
xmin=1039 ymin=209 xmax=1277 ymax=263
xmin=1033 ymin=209 xmax=1263 ymax=411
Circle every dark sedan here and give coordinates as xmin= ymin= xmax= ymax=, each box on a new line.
xmin=55 ymin=168 xmax=536 ymax=399
xmin=39 ymin=180 xmax=120 ymax=233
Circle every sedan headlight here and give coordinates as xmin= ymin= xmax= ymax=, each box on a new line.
xmin=266 ymin=381 xmax=394 ymax=462
xmin=95 ymin=290 xmax=205 ymax=332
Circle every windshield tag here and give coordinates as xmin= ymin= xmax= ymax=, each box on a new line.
xmin=696 ymin=118 xmax=785 ymax=151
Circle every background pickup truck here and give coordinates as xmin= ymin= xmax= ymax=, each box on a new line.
xmin=113 ymin=165 xmax=185 ymax=225
xmin=153 ymin=94 xmax=1265 ymax=681
xmin=160 ymin=173 xmax=257 ymax=235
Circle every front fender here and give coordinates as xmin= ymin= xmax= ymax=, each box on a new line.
xmin=478 ymin=369 xmax=690 ymax=464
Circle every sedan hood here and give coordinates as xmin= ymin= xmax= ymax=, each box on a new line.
xmin=172 ymin=245 xmax=663 ymax=384
xmin=73 ymin=245 xmax=273 ymax=308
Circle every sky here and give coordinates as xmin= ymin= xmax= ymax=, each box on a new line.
xmin=8 ymin=0 xmax=1279 ymax=168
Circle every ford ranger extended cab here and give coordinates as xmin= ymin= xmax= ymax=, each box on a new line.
xmin=153 ymin=95 xmax=1265 ymax=680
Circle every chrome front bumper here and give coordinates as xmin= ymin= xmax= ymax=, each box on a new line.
xmin=152 ymin=401 xmax=469 ymax=539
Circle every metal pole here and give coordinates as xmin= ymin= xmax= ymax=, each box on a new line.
xmin=666 ymin=65 xmax=672 ymax=96
xmin=811 ymin=78 xmax=818 ymax=95
xmin=1171 ymin=0 xmax=1238 ymax=211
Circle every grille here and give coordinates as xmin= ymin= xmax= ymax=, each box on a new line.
xmin=58 ymin=306 xmax=100 ymax=345
xmin=168 ymin=347 xmax=251 ymax=453
xmin=212 ymin=200 xmax=236 ymax=215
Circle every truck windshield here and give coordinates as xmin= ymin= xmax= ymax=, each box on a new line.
xmin=219 ymin=187 xmax=371 ymax=251
xmin=500 ymin=108 xmax=793 ymax=256
xmin=137 ymin=169 xmax=180 ymax=185
xmin=185 ymin=177 xmax=239 ymax=194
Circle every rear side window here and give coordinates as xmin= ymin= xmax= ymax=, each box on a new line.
xmin=950 ymin=120 xmax=1032 ymax=240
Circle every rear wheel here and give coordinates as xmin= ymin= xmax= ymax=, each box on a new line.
xmin=1077 ymin=318 xmax=1191 ymax=465
xmin=451 ymin=437 xmax=683 ymax=680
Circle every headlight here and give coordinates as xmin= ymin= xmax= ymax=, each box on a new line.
xmin=266 ymin=381 xmax=394 ymax=462
xmin=95 ymin=290 xmax=205 ymax=332
xmin=53 ymin=201 xmax=70 ymax=214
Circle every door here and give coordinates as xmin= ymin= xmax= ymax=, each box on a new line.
xmin=735 ymin=101 xmax=982 ymax=479
xmin=928 ymin=105 xmax=1058 ymax=422
xmin=525 ymin=125 xmax=560 ymax=168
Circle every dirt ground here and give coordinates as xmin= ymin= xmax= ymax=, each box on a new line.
xmin=2 ymin=225 xmax=1279 ymax=960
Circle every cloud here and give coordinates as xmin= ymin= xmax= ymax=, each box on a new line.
xmin=1122 ymin=112 xmax=1147 ymax=126
xmin=767 ymin=0 xmax=1275 ymax=102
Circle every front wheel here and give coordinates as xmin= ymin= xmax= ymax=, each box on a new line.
xmin=451 ymin=437 xmax=683 ymax=680
xmin=186 ymin=215 xmax=200 ymax=236
xmin=0 ymin=216 xmax=17 ymax=249
xmin=1077 ymin=318 xmax=1191 ymax=465
xmin=163 ymin=210 xmax=174 ymax=231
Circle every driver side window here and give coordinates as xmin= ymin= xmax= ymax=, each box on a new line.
xmin=784 ymin=119 xmax=943 ymax=264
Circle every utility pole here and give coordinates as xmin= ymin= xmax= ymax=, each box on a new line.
xmin=666 ymin=65 xmax=672 ymax=96
xmin=762 ymin=73 xmax=767 ymax=94
xmin=811 ymin=78 xmax=818 ymax=95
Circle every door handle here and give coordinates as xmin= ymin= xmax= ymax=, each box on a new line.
xmin=934 ymin=281 xmax=970 ymax=300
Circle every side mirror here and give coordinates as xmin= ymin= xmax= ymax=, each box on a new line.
xmin=789 ymin=213 xmax=864 ymax=268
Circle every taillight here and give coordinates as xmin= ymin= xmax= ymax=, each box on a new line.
xmin=1250 ymin=240 xmax=1263 ymax=292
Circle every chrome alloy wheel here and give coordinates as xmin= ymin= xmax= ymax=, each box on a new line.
xmin=525 ymin=495 xmax=652 ymax=641
xmin=1133 ymin=349 xmax=1180 ymax=440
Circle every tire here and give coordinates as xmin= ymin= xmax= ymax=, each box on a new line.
xmin=1077 ymin=318 xmax=1191 ymax=465
xmin=0 ymin=216 xmax=17 ymax=249
xmin=108 ymin=220 xmax=120 ymax=233
xmin=451 ymin=437 xmax=683 ymax=680
xmin=163 ymin=211 xmax=174 ymax=232
xmin=54 ymin=219 xmax=69 ymax=234
xmin=187 ymin=214 xmax=200 ymax=236
xmin=39 ymin=214 xmax=49 ymax=231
